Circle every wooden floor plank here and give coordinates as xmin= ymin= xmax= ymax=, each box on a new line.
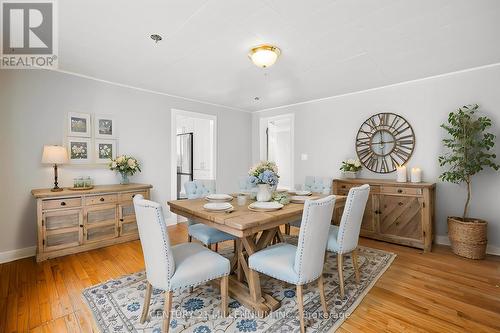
xmin=4 ymin=223 xmax=500 ymax=333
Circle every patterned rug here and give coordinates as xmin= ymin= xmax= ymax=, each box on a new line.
xmin=82 ymin=238 xmax=395 ymax=333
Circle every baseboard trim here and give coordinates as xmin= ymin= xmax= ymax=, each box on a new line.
xmin=0 ymin=246 xmax=36 ymax=264
xmin=435 ymin=235 xmax=500 ymax=256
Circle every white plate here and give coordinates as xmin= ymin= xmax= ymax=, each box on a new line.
xmin=203 ymin=202 xmax=233 ymax=211
xmin=275 ymin=188 xmax=288 ymax=193
xmin=293 ymin=190 xmax=312 ymax=196
xmin=290 ymin=195 xmax=320 ymax=203
xmin=248 ymin=201 xmax=284 ymax=211
xmin=205 ymin=194 xmax=233 ymax=202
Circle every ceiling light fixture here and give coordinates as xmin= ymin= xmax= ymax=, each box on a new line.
xmin=248 ymin=44 xmax=281 ymax=68
xmin=150 ymin=34 xmax=163 ymax=43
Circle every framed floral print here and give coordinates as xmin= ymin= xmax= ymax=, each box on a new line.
xmin=67 ymin=137 xmax=92 ymax=164
xmin=94 ymin=115 xmax=117 ymax=138
xmin=94 ymin=139 xmax=117 ymax=164
xmin=68 ymin=112 xmax=91 ymax=137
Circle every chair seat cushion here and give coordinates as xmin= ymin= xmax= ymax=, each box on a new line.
xmin=188 ymin=224 xmax=237 ymax=245
xmin=248 ymin=243 xmax=300 ymax=284
xmin=169 ymin=243 xmax=230 ymax=290
xmin=326 ymin=225 xmax=340 ymax=253
xmin=289 ymin=219 xmax=301 ymax=228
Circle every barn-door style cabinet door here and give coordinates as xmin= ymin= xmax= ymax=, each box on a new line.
xmin=32 ymin=184 xmax=152 ymax=261
xmin=333 ymin=179 xmax=435 ymax=252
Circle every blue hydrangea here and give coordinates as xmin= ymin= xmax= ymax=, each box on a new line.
xmin=126 ymin=302 xmax=140 ymax=312
xmin=193 ymin=326 xmax=211 ymax=333
xmin=283 ymin=289 xmax=296 ymax=298
xmin=258 ymin=170 xmax=278 ymax=186
xmin=248 ymin=175 xmax=259 ymax=185
xmin=183 ymin=298 xmax=204 ymax=311
xmin=236 ymin=319 xmax=258 ymax=332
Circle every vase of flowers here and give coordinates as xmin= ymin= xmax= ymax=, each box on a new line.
xmin=248 ymin=161 xmax=279 ymax=202
xmin=340 ymin=158 xmax=362 ymax=178
xmin=109 ymin=155 xmax=141 ymax=185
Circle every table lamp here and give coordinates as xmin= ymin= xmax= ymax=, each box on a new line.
xmin=42 ymin=145 xmax=69 ymax=191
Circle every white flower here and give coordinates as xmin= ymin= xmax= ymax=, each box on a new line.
xmin=354 ymin=160 xmax=361 ymax=167
xmin=127 ymin=159 xmax=136 ymax=167
xmin=347 ymin=159 xmax=355 ymax=165
xmin=116 ymin=156 xmax=125 ymax=164
xmin=111 ymin=162 xmax=117 ymax=168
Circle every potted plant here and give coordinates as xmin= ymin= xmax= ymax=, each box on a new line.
xmin=340 ymin=159 xmax=362 ymax=178
xmin=439 ymin=104 xmax=499 ymax=259
xmin=248 ymin=161 xmax=279 ymax=202
xmin=109 ymin=155 xmax=142 ymax=184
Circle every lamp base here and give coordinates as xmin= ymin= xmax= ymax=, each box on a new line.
xmin=51 ymin=187 xmax=64 ymax=192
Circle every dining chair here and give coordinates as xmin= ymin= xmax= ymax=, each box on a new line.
xmin=326 ymin=184 xmax=370 ymax=298
xmin=285 ymin=176 xmax=333 ymax=234
xmin=248 ymin=195 xmax=336 ymax=333
xmin=184 ymin=180 xmax=237 ymax=252
xmin=133 ymin=195 xmax=230 ymax=333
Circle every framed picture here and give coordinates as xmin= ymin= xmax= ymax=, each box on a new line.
xmin=68 ymin=112 xmax=91 ymax=137
xmin=94 ymin=139 xmax=117 ymax=164
xmin=67 ymin=137 xmax=92 ymax=164
xmin=94 ymin=115 xmax=117 ymax=138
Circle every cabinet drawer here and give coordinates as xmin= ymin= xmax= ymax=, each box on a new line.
xmin=85 ymin=194 xmax=117 ymax=205
xmin=119 ymin=191 xmax=147 ymax=202
xmin=380 ymin=186 xmax=422 ymax=196
xmin=336 ymin=183 xmax=356 ymax=194
xmin=42 ymin=197 xmax=81 ymax=210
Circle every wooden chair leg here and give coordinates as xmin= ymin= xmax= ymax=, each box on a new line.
xmin=140 ymin=282 xmax=152 ymax=324
xmin=318 ymin=275 xmax=328 ymax=317
xmin=188 ymin=286 xmax=193 ymax=293
xmin=352 ymin=249 xmax=360 ymax=284
xmin=188 ymin=235 xmax=192 ymax=242
xmin=296 ymin=284 xmax=306 ymax=333
xmin=220 ymin=276 xmax=228 ymax=317
xmin=284 ymin=224 xmax=291 ymax=235
xmin=162 ymin=291 xmax=173 ymax=333
xmin=215 ymin=243 xmax=218 ymax=252
xmin=337 ymin=254 xmax=345 ymax=298
xmin=233 ymin=239 xmax=236 ymax=253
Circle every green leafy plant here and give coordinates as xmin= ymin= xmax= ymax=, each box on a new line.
xmin=438 ymin=104 xmax=499 ymax=219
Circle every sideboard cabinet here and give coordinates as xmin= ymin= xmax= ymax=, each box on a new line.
xmin=31 ymin=184 xmax=152 ymax=261
xmin=332 ymin=179 xmax=435 ymax=252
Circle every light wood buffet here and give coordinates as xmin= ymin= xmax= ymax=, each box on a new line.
xmin=31 ymin=183 xmax=152 ymax=262
xmin=333 ymin=178 xmax=435 ymax=252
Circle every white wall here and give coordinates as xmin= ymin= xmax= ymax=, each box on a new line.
xmin=252 ymin=64 xmax=500 ymax=251
xmin=0 ymin=69 xmax=251 ymax=256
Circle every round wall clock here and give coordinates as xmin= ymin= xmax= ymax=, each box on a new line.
xmin=355 ymin=113 xmax=415 ymax=173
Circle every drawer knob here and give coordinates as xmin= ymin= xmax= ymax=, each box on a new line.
xmin=341 ymin=185 xmax=346 ymax=189
xmin=132 ymin=194 xmax=136 ymax=198
xmin=398 ymin=202 xmax=404 ymax=206
xmin=397 ymin=189 xmax=403 ymax=193
xmin=60 ymin=202 xmax=66 ymax=206
xmin=100 ymin=197 xmax=105 ymax=202
xmin=120 ymin=218 xmax=124 ymax=222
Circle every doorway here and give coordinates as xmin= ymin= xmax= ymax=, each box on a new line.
xmin=259 ymin=114 xmax=294 ymax=190
xmin=171 ymin=110 xmax=217 ymax=203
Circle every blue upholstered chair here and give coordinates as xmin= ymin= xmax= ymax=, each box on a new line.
xmin=285 ymin=176 xmax=333 ymax=234
xmin=327 ymin=184 xmax=370 ymax=298
xmin=133 ymin=195 xmax=230 ymax=333
xmin=184 ymin=180 xmax=237 ymax=251
xmin=248 ymin=196 xmax=336 ymax=333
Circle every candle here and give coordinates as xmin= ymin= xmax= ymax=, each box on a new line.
xmin=396 ymin=165 xmax=407 ymax=183
xmin=411 ymin=168 xmax=422 ymax=183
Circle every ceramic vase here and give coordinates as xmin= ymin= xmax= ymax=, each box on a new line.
xmin=256 ymin=184 xmax=272 ymax=202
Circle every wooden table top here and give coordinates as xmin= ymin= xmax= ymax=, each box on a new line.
xmin=167 ymin=194 xmax=346 ymax=233
xmin=31 ymin=183 xmax=153 ymax=198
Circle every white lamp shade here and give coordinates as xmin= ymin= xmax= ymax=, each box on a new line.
xmin=42 ymin=145 xmax=69 ymax=164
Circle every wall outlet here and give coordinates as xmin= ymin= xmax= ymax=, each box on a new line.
xmin=301 ymin=153 xmax=308 ymax=161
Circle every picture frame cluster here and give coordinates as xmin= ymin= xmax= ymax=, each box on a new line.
xmin=66 ymin=112 xmax=118 ymax=164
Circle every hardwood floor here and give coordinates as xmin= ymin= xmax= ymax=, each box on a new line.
xmin=1 ymin=224 xmax=499 ymax=333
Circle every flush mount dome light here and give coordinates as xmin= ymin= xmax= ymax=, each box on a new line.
xmin=248 ymin=45 xmax=281 ymax=68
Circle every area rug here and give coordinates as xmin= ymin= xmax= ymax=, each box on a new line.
xmin=82 ymin=238 xmax=395 ymax=333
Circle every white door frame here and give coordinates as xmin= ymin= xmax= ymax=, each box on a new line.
xmin=259 ymin=113 xmax=294 ymax=190
xmin=170 ymin=109 xmax=217 ymax=222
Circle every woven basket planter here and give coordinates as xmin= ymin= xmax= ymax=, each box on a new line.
xmin=448 ymin=217 xmax=487 ymax=260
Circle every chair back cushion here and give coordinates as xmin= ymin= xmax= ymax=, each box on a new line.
xmin=133 ymin=195 xmax=175 ymax=290
xmin=337 ymin=184 xmax=370 ymax=253
xmin=294 ymin=195 xmax=336 ymax=284
xmin=184 ymin=180 xmax=215 ymax=199
xmin=304 ymin=176 xmax=333 ymax=194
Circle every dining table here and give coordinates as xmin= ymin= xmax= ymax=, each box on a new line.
xmin=167 ymin=194 xmax=347 ymax=316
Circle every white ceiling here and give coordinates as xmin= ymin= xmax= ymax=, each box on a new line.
xmin=59 ymin=0 xmax=500 ymax=111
